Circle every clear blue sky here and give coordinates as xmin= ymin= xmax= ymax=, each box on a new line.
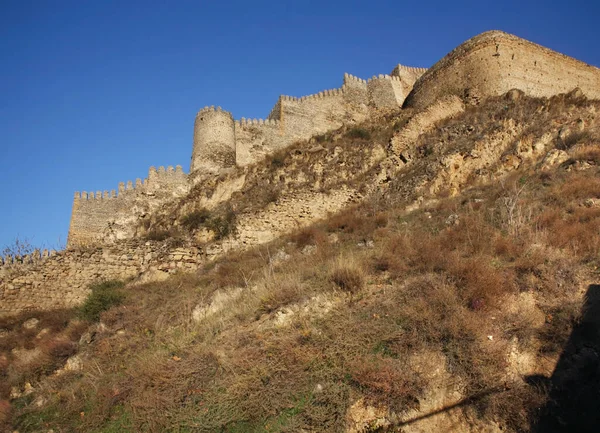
xmin=1 ymin=0 xmax=599 ymax=251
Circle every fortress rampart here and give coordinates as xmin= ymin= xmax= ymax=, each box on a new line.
xmin=7 ymin=30 xmax=600 ymax=316
xmin=67 ymin=165 xmax=189 ymax=248
xmin=405 ymin=31 xmax=600 ymax=109
xmin=68 ymin=65 xmax=425 ymax=247
xmin=225 ymin=69 xmax=424 ymax=168
xmin=67 ymin=30 xmax=600 ymax=250
xmin=0 ymin=240 xmax=203 ymax=316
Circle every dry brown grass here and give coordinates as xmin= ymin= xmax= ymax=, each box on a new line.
xmin=290 ymin=226 xmax=328 ymax=249
xmin=570 ymin=145 xmax=600 ymax=164
xmin=330 ymin=257 xmax=365 ymax=294
xmin=349 ymin=355 xmax=421 ymax=412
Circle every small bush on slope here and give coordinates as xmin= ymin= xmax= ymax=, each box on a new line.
xmin=79 ymin=280 xmax=126 ymax=322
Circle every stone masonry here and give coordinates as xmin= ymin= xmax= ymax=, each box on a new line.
xmin=0 ymin=241 xmax=203 ymax=316
xmin=405 ymin=30 xmax=600 ymax=109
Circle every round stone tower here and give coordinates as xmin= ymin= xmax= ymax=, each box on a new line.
xmin=191 ymin=106 xmax=236 ymax=174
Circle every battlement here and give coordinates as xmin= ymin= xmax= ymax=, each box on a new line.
xmin=391 ymin=65 xmax=428 ymax=77
xmin=69 ymin=61 xmax=429 ymax=247
xmin=0 ymin=249 xmax=55 ymax=265
xmin=73 ymin=165 xmax=185 ymax=202
xmin=234 ymin=117 xmax=281 ymax=128
xmin=68 ymin=164 xmax=189 ymax=248
xmin=343 ymin=73 xmax=367 ymax=85
xmin=196 ymin=105 xmax=234 ymax=118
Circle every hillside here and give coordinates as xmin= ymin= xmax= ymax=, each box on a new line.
xmin=2 ymin=89 xmax=600 ymax=432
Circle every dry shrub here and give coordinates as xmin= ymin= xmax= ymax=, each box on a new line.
xmin=446 ymin=256 xmax=513 ymax=307
xmin=371 ymin=232 xmax=413 ymax=277
xmin=482 ymin=384 xmax=549 ymax=432
xmin=570 ymin=145 xmax=600 ymax=164
xmin=349 ymin=356 xmax=421 ymax=412
xmin=546 ymin=207 xmax=600 ymax=260
xmin=537 ymin=303 xmax=579 ymax=355
xmin=206 ymin=249 xmax=268 ymax=289
xmin=42 ymin=338 xmax=77 ymax=360
xmin=291 ymin=226 xmax=327 ymax=249
xmin=442 ymin=213 xmax=498 ymax=256
xmin=326 ymin=210 xmax=366 ymax=234
xmin=257 ymin=277 xmax=304 ymax=315
xmin=145 ymin=228 xmax=177 ymax=242
xmin=345 ymin=127 xmax=371 ymax=140
xmin=559 ymin=130 xmax=594 ymax=150
xmin=493 ymin=234 xmax=525 ymax=261
xmin=180 ymin=208 xmax=211 ymax=230
xmin=325 ymin=207 xmax=386 ymax=238
xmin=0 ymin=399 xmax=10 ymax=427
xmin=330 ymin=259 xmax=365 ymax=294
xmin=551 ymin=172 xmax=600 ymax=201
xmin=535 ymin=207 xmax=562 ymax=229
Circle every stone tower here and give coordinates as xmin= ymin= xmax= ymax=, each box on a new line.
xmin=191 ymin=106 xmax=236 ymax=174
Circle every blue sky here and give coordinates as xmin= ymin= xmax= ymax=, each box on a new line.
xmin=1 ymin=0 xmax=599 ymax=251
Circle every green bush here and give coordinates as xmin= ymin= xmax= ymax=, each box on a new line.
xmin=205 ymin=207 xmax=237 ymax=240
xmin=145 ymin=229 xmax=171 ymax=241
xmin=79 ymin=280 xmax=126 ymax=322
xmin=345 ymin=127 xmax=371 ymax=140
xmin=181 ymin=208 xmax=211 ymax=230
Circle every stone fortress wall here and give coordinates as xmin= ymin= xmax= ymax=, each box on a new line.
xmin=405 ymin=30 xmax=600 ymax=109
xmin=67 ymin=165 xmax=189 ymax=248
xmin=69 ymin=65 xmax=427 ymax=248
xmin=0 ymin=241 xmax=203 ymax=316
xmin=194 ymin=65 xmax=427 ymax=171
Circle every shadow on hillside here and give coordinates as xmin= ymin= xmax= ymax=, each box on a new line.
xmin=530 ymin=284 xmax=600 ymax=432
xmin=395 ymin=386 xmax=506 ymax=427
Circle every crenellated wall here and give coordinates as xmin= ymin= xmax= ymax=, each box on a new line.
xmin=232 ymin=68 xmax=426 ymax=168
xmin=68 ymin=64 xmax=425 ymax=247
xmin=67 ymin=165 xmax=189 ymax=248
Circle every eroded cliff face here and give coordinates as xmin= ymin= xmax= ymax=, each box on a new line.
xmin=405 ymin=30 xmax=600 ymax=110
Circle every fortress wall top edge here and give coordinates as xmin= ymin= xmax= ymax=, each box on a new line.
xmin=74 ymin=165 xmax=187 ymax=201
xmin=0 ymin=249 xmax=57 ymax=268
xmin=196 ymin=105 xmax=234 ymax=118
xmin=405 ymin=30 xmax=600 ymax=109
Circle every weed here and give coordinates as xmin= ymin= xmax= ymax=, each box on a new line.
xmin=291 ymin=227 xmax=327 ymax=249
xmin=145 ymin=229 xmax=174 ymax=242
xmin=268 ymin=150 xmax=287 ymax=168
xmin=558 ymin=130 xmax=593 ymax=149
